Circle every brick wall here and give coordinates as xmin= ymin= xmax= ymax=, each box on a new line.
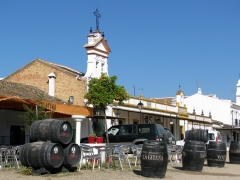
xmin=5 ymin=59 xmax=87 ymax=106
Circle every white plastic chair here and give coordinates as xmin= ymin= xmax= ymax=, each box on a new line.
xmin=168 ymin=145 xmax=183 ymax=165
xmin=0 ymin=148 xmax=7 ymax=169
xmin=132 ymin=144 xmax=143 ymax=167
xmin=15 ymin=146 xmax=22 ymax=160
xmin=5 ymin=147 xmax=19 ymax=168
xmin=78 ymin=145 xmax=101 ymax=171
xmin=104 ymin=146 xmax=114 ymax=167
xmin=108 ymin=145 xmax=132 ymax=170
xmin=176 ymin=145 xmax=183 ymax=163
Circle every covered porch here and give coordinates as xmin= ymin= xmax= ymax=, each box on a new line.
xmin=0 ymin=95 xmax=93 ymax=146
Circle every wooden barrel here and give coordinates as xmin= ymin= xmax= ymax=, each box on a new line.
xmin=185 ymin=129 xmax=208 ymax=143
xmin=62 ymin=143 xmax=81 ymax=167
xmin=229 ymin=141 xmax=240 ymax=164
xmin=30 ymin=119 xmax=72 ymax=145
xmin=141 ymin=140 xmax=168 ymax=178
xmin=19 ymin=143 xmax=31 ymax=167
xmin=207 ymin=141 xmax=226 ymax=167
xmin=19 ymin=141 xmax=64 ymax=169
xmin=182 ymin=140 xmax=206 ymax=172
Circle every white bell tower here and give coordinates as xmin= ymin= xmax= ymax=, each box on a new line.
xmin=83 ymin=29 xmax=111 ymax=81
xmin=176 ymin=90 xmax=185 ymax=107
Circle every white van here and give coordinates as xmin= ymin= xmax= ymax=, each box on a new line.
xmin=207 ymin=130 xmax=222 ymax=143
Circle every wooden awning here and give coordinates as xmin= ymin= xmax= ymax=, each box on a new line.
xmin=0 ymin=95 xmax=34 ymax=110
xmin=54 ymin=103 xmax=93 ymax=117
xmin=0 ymin=95 xmax=93 ymax=117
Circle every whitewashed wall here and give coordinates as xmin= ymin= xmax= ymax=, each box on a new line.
xmin=184 ymin=93 xmax=232 ymax=125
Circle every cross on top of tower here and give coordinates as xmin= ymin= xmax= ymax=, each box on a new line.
xmin=94 ymin=9 xmax=101 ymax=30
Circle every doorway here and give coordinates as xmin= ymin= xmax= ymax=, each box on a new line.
xmin=10 ymin=125 xmax=25 ymax=145
xmin=180 ymin=126 xmax=184 ymax=140
xmin=170 ymin=124 xmax=174 ymax=136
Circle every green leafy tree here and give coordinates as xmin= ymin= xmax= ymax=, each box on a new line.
xmin=19 ymin=93 xmax=55 ymax=131
xmin=84 ymin=73 xmax=129 ymax=144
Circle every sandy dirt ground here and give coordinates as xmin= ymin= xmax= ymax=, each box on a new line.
xmin=1 ymin=159 xmax=240 ymax=180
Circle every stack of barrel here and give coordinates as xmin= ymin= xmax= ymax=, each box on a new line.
xmin=19 ymin=119 xmax=81 ymax=175
xmin=182 ymin=129 xmax=208 ymax=172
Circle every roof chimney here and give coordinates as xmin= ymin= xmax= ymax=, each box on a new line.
xmin=48 ymin=72 xmax=56 ymax=96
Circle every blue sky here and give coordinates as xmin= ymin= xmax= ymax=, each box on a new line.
xmin=1 ymin=0 xmax=240 ymax=100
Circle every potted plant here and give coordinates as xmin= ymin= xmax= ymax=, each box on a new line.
xmin=88 ymin=133 xmax=96 ymax=143
xmin=95 ymin=136 xmax=104 ymax=144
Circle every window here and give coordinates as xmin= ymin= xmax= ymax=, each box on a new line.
xmin=138 ymin=125 xmax=151 ymax=134
xmin=227 ymin=134 xmax=230 ymax=142
xmin=119 ymin=120 xmax=124 ymax=125
xmin=101 ymin=63 xmax=104 ymax=71
xmin=235 ymin=119 xmax=238 ymax=125
xmin=208 ymin=133 xmax=215 ymax=140
xmin=122 ymin=126 xmax=136 ymax=135
xmin=108 ymin=127 xmax=120 ymax=136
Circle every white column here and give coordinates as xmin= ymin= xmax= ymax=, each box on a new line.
xmin=72 ymin=115 xmax=86 ymax=145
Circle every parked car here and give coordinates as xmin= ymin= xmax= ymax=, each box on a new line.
xmin=80 ymin=123 xmax=176 ymax=146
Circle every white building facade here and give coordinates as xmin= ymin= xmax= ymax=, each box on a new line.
xmin=183 ymin=85 xmax=240 ymax=144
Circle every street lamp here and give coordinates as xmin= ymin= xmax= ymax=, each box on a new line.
xmin=137 ymin=101 xmax=143 ymax=123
